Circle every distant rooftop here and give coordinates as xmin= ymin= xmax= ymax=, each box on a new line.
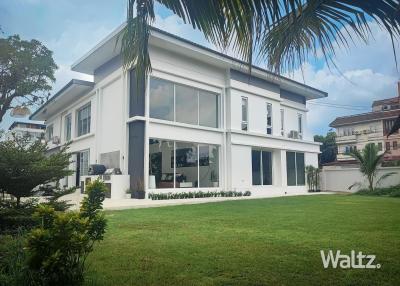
xmin=8 ymin=121 xmax=46 ymax=131
xmin=372 ymin=96 xmax=400 ymax=107
xmin=330 ymin=109 xmax=400 ymax=127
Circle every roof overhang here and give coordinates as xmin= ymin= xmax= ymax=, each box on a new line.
xmin=71 ymin=23 xmax=327 ymax=100
xmin=30 ymin=79 xmax=94 ymax=121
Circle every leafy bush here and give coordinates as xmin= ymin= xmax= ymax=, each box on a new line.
xmin=0 ymin=231 xmax=35 ymax=286
xmin=25 ymin=179 xmax=107 ymax=286
xmin=355 ymin=185 xmax=400 ymax=197
xmin=148 ymin=190 xmax=251 ymax=200
xmin=0 ymin=199 xmax=39 ymax=235
xmin=305 ymin=165 xmax=321 ymax=192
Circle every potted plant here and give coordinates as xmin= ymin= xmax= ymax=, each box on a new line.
xmin=129 ymin=179 xmax=145 ymax=199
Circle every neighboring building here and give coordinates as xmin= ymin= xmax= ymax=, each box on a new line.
xmin=6 ymin=121 xmax=46 ymax=142
xmin=30 ymin=24 xmax=327 ymax=198
xmin=330 ymin=83 xmax=400 ymax=162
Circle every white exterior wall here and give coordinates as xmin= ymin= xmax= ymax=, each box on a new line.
xmin=321 ymin=166 xmax=400 ymax=192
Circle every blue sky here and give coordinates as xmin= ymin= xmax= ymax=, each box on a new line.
xmin=1 ymin=0 xmax=399 ymax=135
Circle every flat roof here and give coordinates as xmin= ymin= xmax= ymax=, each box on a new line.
xmin=30 ymin=79 xmax=94 ymax=121
xmin=71 ymin=23 xmax=327 ymax=99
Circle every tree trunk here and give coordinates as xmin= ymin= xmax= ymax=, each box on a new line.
xmin=368 ymin=176 xmax=374 ymax=192
xmin=16 ymin=196 xmax=20 ymax=207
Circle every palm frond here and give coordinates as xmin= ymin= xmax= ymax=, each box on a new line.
xmin=121 ymin=0 xmax=400 ymax=80
xmin=375 ymin=172 xmax=397 ymax=187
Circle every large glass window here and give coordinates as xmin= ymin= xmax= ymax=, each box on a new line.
xmin=199 ymin=145 xmax=219 ymax=187
xmin=149 ymin=139 xmax=174 ymax=189
xmin=77 ymin=104 xmax=91 ymax=137
xmin=149 ymin=77 xmax=219 ymax=128
xmin=149 ymin=78 xmax=174 ymax=121
xmin=241 ymin=97 xmax=248 ymax=131
xmin=175 ymin=142 xmax=198 ymax=188
xmin=286 ymin=151 xmax=305 ymax=186
xmin=252 ymin=149 xmax=272 ymax=185
xmin=175 ymin=84 xmax=198 ymax=125
xmin=199 ymin=91 xmax=219 ymax=128
xmin=65 ymin=114 xmax=71 ymax=141
xmin=149 ymin=139 xmax=219 ymax=189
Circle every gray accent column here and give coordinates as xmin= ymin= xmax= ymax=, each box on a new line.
xmin=128 ymin=69 xmax=146 ymax=197
xmin=128 ymin=121 xmax=145 ymax=193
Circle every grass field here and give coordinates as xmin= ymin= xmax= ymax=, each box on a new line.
xmin=85 ymin=195 xmax=400 ymax=286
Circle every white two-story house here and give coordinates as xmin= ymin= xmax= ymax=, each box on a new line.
xmin=30 ymin=24 xmax=327 ymax=199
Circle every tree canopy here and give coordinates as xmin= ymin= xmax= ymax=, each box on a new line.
xmin=0 ymin=35 xmax=57 ymax=122
xmin=314 ymin=131 xmax=337 ymax=165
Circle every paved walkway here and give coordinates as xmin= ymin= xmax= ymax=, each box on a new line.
xmin=65 ymin=191 xmax=336 ymax=211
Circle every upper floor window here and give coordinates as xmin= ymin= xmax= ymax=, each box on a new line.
xmin=280 ymin=109 xmax=284 ymax=136
xmin=385 ymin=141 xmax=391 ymax=151
xmin=383 ymin=119 xmax=398 ymax=135
xmin=149 ymin=77 xmax=219 ymax=128
xmin=45 ymin=124 xmax=53 ymax=141
xmin=77 ymin=103 xmax=91 ymax=137
xmin=393 ymin=141 xmax=398 ymax=150
xmin=64 ymin=114 xmax=72 ymax=141
xmin=297 ymin=113 xmax=303 ymax=135
xmin=266 ymin=103 xmax=272 ymax=135
xmin=378 ymin=142 xmax=383 ymax=151
xmin=241 ymin=97 xmax=248 ymax=131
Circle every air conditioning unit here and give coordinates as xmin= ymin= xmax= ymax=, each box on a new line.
xmin=288 ymin=130 xmax=299 ymax=139
xmin=52 ymin=136 xmax=60 ymax=144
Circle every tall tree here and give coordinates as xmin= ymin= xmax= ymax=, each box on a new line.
xmin=121 ymin=0 xmax=400 ymax=83
xmin=314 ymin=131 xmax=337 ymax=165
xmin=0 ymin=35 xmax=57 ymax=122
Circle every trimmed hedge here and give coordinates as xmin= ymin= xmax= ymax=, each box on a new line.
xmin=355 ymin=185 xmax=400 ymax=197
xmin=148 ymin=190 xmax=251 ymax=200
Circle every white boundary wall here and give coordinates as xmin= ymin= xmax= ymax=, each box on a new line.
xmin=321 ymin=166 xmax=400 ymax=192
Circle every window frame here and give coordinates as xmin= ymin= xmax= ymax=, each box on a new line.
xmin=252 ymin=149 xmax=273 ymax=186
xmin=64 ymin=113 xmax=72 ymax=141
xmin=45 ymin=124 xmax=53 ymax=141
xmin=241 ymin=96 xmax=248 ymax=131
xmin=76 ymin=103 xmax=91 ymax=137
xmin=286 ymin=151 xmax=305 ymax=186
xmin=297 ymin=113 xmax=303 ymax=136
xmin=280 ymin=108 xmax=284 ymax=136
xmin=79 ymin=149 xmax=90 ymax=177
xmin=149 ymin=77 xmax=220 ymax=129
xmin=266 ymin=102 xmax=272 ymax=135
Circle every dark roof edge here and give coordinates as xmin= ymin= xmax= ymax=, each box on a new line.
xmin=329 ymin=110 xmax=400 ymax=127
xmin=30 ymin=79 xmax=94 ymax=120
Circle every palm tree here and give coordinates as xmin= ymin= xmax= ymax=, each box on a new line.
xmin=121 ymin=0 xmax=400 ymax=78
xmin=349 ymin=143 xmax=395 ymax=192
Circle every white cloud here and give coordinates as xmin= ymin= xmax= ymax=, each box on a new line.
xmin=287 ymin=22 xmax=400 ymax=135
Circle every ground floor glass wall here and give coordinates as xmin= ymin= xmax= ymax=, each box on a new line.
xmin=149 ymin=139 xmax=219 ymax=189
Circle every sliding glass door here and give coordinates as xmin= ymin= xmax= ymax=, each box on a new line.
xmin=252 ymin=149 xmax=272 ymax=186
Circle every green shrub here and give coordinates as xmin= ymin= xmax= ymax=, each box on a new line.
xmin=0 ymin=231 xmax=36 ymax=286
xmin=25 ymin=179 xmax=107 ymax=286
xmin=0 ymin=199 xmax=39 ymax=235
xmin=148 ymin=190 xmax=251 ymax=200
xmin=355 ymin=185 xmax=400 ymax=197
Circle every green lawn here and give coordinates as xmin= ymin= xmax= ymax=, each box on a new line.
xmin=85 ymin=195 xmax=400 ymax=286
